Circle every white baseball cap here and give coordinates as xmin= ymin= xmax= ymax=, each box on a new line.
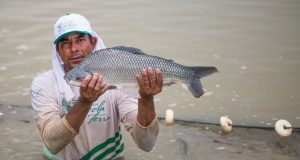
xmin=53 ymin=13 xmax=92 ymax=44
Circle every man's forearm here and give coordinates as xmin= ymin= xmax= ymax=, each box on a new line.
xmin=42 ymin=98 xmax=92 ymax=154
xmin=65 ymin=97 xmax=93 ymax=132
xmin=137 ymin=96 xmax=156 ymax=127
xmin=131 ymin=116 xmax=159 ymax=152
xmin=42 ymin=116 xmax=77 ymax=154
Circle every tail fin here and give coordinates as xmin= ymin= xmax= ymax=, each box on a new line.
xmin=187 ymin=66 xmax=218 ymax=98
xmin=190 ymin=66 xmax=218 ymax=78
xmin=188 ymin=79 xmax=204 ymax=98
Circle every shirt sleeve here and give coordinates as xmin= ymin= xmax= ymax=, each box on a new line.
xmin=31 ymin=75 xmax=77 ymax=154
xmin=116 ymin=90 xmax=159 ymax=152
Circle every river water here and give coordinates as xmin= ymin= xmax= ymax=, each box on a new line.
xmin=0 ymin=0 xmax=300 ymax=129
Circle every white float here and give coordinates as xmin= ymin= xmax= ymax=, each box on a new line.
xmin=220 ymin=116 xmax=233 ymax=133
xmin=275 ymin=119 xmax=292 ymax=137
xmin=165 ymin=109 xmax=174 ymax=125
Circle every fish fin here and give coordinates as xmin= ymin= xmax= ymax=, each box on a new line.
xmin=98 ymin=84 xmax=117 ymax=90
xmin=187 ymin=79 xmax=204 ymax=98
xmin=189 ymin=66 xmax=218 ymax=78
xmin=119 ymin=88 xmax=141 ymax=99
xmin=112 ymin=46 xmax=146 ymax=55
xmin=108 ymin=85 xmax=118 ymax=90
xmin=185 ymin=66 xmax=217 ymax=98
xmin=163 ymin=81 xmax=176 ymax=86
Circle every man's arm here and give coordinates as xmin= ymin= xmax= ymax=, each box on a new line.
xmin=136 ymin=67 xmax=163 ymax=126
xmin=65 ymin=74 xmax=110 ymax=132
xmin=127 ymin=67 xmax=162 ymax=151
xmin=41 ymin=74 xmax=110 ymax=154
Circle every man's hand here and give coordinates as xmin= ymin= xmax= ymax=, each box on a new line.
xmin=78 ymin=73 xmax=110 ymax=104
xmin=135 ymin=67 xmax=163 ymax=126
xmin=136 ymin=67 xmax=163 ymax=99
xmin=65 ymin=73 xmax=109 ymax=132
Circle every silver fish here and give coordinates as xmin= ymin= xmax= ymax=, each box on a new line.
xmin=64 ymin=46 xmax=218 ymax=98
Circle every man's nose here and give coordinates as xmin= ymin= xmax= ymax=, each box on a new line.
xmin=71 ymin=41 xmax=80 ymax=52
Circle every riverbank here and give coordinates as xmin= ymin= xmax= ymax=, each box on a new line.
xmin=0 ymin=104 xmax=299 ymax=160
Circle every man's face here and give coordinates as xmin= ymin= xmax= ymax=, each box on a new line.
xmin=57 ymin=33 xmax=96 ymax=72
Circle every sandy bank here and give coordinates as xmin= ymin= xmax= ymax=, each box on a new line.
xmin=0 ymin=104 xmax=299 ymax=160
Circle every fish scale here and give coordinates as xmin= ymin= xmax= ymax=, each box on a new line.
xmin=64 ymin=46 xmax=218 ymax=98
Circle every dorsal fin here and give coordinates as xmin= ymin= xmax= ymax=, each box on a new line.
xmin=112 ymin=46 xmax=146 ymax=55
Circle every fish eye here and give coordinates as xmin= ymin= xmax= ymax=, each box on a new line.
xmin=76 ymin=77 xmax=81 ymax=81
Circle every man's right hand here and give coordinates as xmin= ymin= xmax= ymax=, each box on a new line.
xmin=78 ymin=73 xmax=110 ymax=104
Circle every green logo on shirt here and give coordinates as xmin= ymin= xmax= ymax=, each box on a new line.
xmin=61 ymin=98 xmax=110 ymax=124
xmin=88 ymin=101 xmax=110 ymax=124
xmin=62 ymin=97 xmax=76 ymax=112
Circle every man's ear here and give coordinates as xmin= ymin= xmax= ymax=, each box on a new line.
xmin=92 ymin=37 xmax=97 ymax=48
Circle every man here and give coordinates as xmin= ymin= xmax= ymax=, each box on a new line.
xmin=31 ymin=13 xmax=162 ymax=159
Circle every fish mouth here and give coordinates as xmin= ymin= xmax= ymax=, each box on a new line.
xmin=67 ymin=80 xmax=81 ymax=87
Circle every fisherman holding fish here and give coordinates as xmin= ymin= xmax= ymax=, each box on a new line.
xmin=31 ymin=13 xmax=163 ymax=159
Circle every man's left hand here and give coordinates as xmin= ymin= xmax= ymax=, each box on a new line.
xmin=136 ymin=67 xmax=163 ymax=99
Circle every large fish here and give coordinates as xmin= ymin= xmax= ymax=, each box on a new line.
xmin=64 ymin=46 xmax=218 ymax=98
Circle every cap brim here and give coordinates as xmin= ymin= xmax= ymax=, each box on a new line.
xmin=54 ymin=30 xmax=91 ymax=44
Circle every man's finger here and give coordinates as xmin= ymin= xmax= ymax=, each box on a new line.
xmin=96 ymin=84 xmax=110 ymax=96
xmin=156 ymin=68 xmax=163 ymax=89
xmin=141 ymin=68 xmax=150 ymax=89
xmin=147 ymin=67 xmax=156 ymax=88
xmin=136 ymin=74 xmax=143 ymax=89
xmin=87 ymin=73 xmax=99 ymax=92
xmin=94 ymin=75 xmax=103 ymax=91
xmin=81 ymin=75 xmax=92 ymax=92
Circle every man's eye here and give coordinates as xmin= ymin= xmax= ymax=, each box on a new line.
xmin=78 ymin=38 xmax=85 ymax=42
xmin=61 ymin=41 xmax=71 ymax=46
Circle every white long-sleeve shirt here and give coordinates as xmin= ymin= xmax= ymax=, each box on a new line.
xmin=31 ymin=70 xmax=159 ymax=160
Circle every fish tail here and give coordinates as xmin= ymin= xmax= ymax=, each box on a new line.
xmin=189 ymin=66 xmax=218 ymax=79
xmin=186 ymin=66 xmax=218 ymax=98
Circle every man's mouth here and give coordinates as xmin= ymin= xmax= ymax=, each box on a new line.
xmin=69 ymin=56 xmax=84 ymax=63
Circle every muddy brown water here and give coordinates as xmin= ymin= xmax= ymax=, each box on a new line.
xmin=0 ymin=0 xmax=300 ymax=159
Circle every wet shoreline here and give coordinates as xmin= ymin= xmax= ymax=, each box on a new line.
xmin=0 ymin=104 xmax=299 ymax=160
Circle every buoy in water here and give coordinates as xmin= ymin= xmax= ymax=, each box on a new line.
xmin=220 ymin=116 xmax=233 ymax=133
xmin=275 ymin=119 xmax=292 ymax=137
xmin=165 ymin=109 xmax=174 ymax=125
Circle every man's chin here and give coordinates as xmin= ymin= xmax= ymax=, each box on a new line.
xmin=67 ymin=63 xmax=80 ymax=71
xmin=71 ymin=63 xmax=80 ymax=68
